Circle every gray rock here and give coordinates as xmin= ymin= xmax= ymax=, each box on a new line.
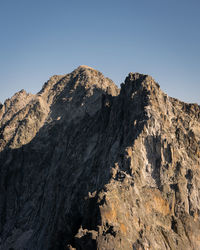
xmin=0 ymin=66 xmax=199 ymax=249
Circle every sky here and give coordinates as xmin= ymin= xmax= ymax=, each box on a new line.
xmin=0 ymin=0 xmax=199 ymax=104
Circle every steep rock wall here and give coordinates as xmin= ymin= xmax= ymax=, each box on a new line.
xmin=0 ymin=66 xmax=199 ymax=250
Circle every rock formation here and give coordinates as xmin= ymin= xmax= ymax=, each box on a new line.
xmin=0 ymin=65 xmax=200 ymax=249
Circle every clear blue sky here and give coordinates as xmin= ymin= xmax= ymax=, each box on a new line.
xmin=0 ymin=0 xmax=199 ymax=104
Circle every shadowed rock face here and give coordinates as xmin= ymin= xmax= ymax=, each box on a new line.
xmin=0 ymin=66 xmax=200 ymax=250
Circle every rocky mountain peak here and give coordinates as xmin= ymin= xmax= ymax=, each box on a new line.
xmin=39 ymin=66 xmax=119 ymax=101
xmin=77 ymin=65 xmax=95 ymax=70
xmin=0 ymin=67 xmax=200 ymax=250
xmin=123 ymin=72 xmax=160 ymax=94
xmin=70 ymin=65 xmax=119 ymax=94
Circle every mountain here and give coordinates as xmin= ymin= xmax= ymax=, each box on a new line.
xmin=0 ymin=65 xmax=200 ymax=250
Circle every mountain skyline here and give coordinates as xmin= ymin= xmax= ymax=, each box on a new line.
xmin=0 ymin=0 xmax=200 ymax=104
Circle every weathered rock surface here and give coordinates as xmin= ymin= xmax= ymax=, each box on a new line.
xmin=0 ymin=65 xmax=199 ymax=249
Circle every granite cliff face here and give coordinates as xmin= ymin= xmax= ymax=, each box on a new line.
xmin=0 ymin=66 xmax=200 ymax=250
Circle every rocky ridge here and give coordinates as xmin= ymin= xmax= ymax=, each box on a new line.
xmin=0 ymin=65 xmax=200 ymax=249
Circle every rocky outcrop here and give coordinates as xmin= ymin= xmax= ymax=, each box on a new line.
xmin=0 ymin=66 xmax=199 ymax=249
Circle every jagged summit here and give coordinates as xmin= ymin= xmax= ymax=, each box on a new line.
xmin=72 ymin=65 xmax=100 ymax=74
xmin=72 ymin=65 xmax=97 ymax=74
xmin=38 ymin=65 xmax=119 ymax=100
xmin=124 ymin=72 xmax=160 ymax=91
xmin=126 ymin=72 xmax=147 ymax=81
xmin=78 ymin=65 xmax=95 ymax=70
xmin=0 ymin=67 xmax=200 ymax=249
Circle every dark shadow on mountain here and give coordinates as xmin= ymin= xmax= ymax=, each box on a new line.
xmin=0 ymin=78 xmax=150 ymax=250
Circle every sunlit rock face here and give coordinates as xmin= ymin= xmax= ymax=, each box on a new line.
xmin=0 ymin=66 xmax=200 ymax=250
